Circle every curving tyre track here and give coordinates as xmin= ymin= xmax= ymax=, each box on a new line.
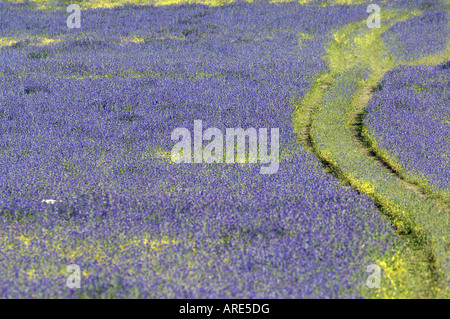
xmin=293 ymin=10 xmax=450 ymax=298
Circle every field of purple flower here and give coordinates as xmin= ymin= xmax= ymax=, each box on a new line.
xmin=0 ymin=0 xmax=448 ymax=298
xmin=364 ymin=62 xmax=450 ymax=204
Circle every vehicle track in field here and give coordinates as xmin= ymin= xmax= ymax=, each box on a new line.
xmin=349 ymin=85 xmax=449 ymax=211
xmin=293 ymin=10 xmax=450 ymax=298
xmin=348 ymin=82 xmax=450 ymax=299
xmin=295 ymin=77 xmax=446 ymax=299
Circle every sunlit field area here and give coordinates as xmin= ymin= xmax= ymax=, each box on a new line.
xmin=0 ymin=0 xmax=448 ymax=299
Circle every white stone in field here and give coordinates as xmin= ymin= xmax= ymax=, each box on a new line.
xmin=41 ymin=199 xmax=58 ymax=204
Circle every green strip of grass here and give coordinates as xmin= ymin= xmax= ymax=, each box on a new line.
xmin=362 ymin=126 xmax=450 ymax=208
xmin=296 ymin=9 xmax=450 ymax=298
xmin=311 ymin=66 xmax=450 ymax=298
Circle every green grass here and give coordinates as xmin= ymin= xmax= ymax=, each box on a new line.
xmin=362 ymin=126 xmax=450 ymax=208
xmin=294 ymin=8 xmax=450 ymax=298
